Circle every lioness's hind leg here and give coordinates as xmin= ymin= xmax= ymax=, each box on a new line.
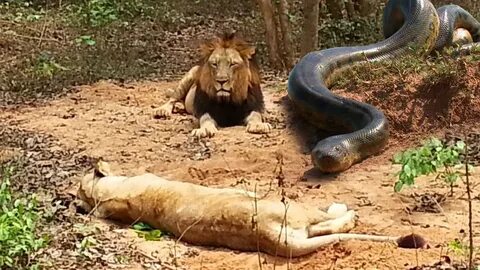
xmin=191 ymin=113 xmax=218 ymax=138
xmin=308 ymin=210 xmax=356 ymax=237
xmin=282 ymin=232 xmax=397 ymax=257
xmin=245 ymin=111 xmax=272 ymax=134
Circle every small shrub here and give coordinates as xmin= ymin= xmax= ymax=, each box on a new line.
xmin=392 ymin=137 xmax=471 ymax=194
xmin=33 ymin=52 xmax=69 ymax=79
xmin=0 ymin=166 xmax=48 ymax=269
xmin=75 ymin=0 xmax=119 ymax=27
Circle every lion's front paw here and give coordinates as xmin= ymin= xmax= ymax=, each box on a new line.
xmin=191 ymin=125 xmax=218 ymax=138
xmin=154 ymin=103 xmax=174 ymax=119
xmin=246 ymin=122 xmax=272 ymax=134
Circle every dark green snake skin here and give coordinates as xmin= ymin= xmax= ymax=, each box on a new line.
xmin=287 ymin=0 xmax=480 ymax=173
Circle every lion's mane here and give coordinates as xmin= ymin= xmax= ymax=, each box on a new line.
xmin=192 ymin=32 xmax=265 ymax=127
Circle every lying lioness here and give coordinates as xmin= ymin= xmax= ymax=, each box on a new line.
xmin=76 ymin=160 xmax=425 ymax=257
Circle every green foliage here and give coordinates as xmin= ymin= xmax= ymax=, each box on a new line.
xmin=447 ymin=236 xmax=480 ymax=265
xmin=76 ymin=0 xmax=119 ymax=27
xmin=448 ymin=238 xmax=470 ymax=257
xmin=318 ymin=17 xmax=382 ymax=50
xmin=132 ymin=222 xmax=165 ymax=241
xmin=67 ymin=0 xmax=184 ymax=28
xmin=75 ymin=35 xmax=96 ymax=46
xmin=0 ymin=166 xmax=48 ymax=269
xmin=34 ymin=52 xmax=69 ymax=79
xmin=0 ymin=1 xmax=45 ymax=22
xmin=392 ymin=137 xmax=470 ymax=193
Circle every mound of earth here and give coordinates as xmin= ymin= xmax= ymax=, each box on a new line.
xmin=332 ymin=59 xmax=480 ymax=140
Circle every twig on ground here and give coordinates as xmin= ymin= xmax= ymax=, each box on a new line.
xmin=274 ymin=152 xmax=285 ymax=187
xmin=0 ymin=53 xmax=32 ymax=65
xmin=456 ymin=182 xmax=480 ymax=200
xmin=38 ymin=22 xmax=47 ymax=47
xmin=38 ymin=1 xmax=49 ymax=47
xmin=138 ymin=250 xmax=156 ymax=260
xmin=398 ymin=198 xmax=420 ymax=267
xmin=273 ymin=189 xmax=290 ymax=270
xmin=4 ymin=31 xmax=61 ymax=43
xmin=253 ymin=183 xmax=263 ymax=270
xmin=0 ymin=19 xmax=43 ymax=33
xmin=173 ymin=216 xmax=204 ymax=269
xmin=160 ymin=263 xmax=177 ymax=270
xmin=463 ymin=131 xmax=473 ymax=270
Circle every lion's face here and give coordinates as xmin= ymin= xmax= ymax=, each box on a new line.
xmin=198 ymin=33 xmax=259 ymax=104
xmin=207 ymin=47 xmax=245 ymax=98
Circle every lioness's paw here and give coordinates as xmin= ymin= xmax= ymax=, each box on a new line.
xmin=342 ymin=210 xmax=357 ymax=231
xmin=154 ymin=103 xmax=173 ymax=118
xmin=191 ymin=125 xmax=218 ymax=138
xmin=246 ymin=122 xmax=272 ymax=134
xmin=327 ymin=203 xmax=348 ymax=218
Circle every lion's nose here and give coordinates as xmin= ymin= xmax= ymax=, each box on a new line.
xmin=216 ymin=78 xmax=228 ymax=84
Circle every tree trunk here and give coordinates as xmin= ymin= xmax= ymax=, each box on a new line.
xmin=325 ymin=0 xmax=344 ymax=19
xmin=276 ymin=0 xmax=294 ymax=70
xmin=356 ymin=0 xmax=373 ymax=17
xmin=300 ymin=0 xmax=321 ymax=57
xmin=345 ymin=0 xmax=356 ymax=19
xmin=256 ymin=0 xmax=281 ymax=69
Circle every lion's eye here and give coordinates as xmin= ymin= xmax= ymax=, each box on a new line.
xmin=211 ymin=63 xmax=217 ymax=68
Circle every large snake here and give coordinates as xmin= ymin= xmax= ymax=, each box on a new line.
xmin=287 ymin=0 xmax=480 ymax=173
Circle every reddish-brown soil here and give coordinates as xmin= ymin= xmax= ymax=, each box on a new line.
xmin=1 ymin=64 xmax=479 ymax=269
xmin=334 ymin=62 xmax=480 ymax=140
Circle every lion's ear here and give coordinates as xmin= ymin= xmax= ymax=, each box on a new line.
xmin=199 ymin=41 xmax=216 ymax=60
xmin=243 ymin=46 xmax=256 ymax=59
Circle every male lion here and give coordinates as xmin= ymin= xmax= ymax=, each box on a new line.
xmin=155 ymin=32 xmax=272 ymax=138
xmin=76 ymin=160 xmax=426 ymax=258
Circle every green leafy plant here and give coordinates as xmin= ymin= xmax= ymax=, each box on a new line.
xmin=392 ymin=137 xmax=469 ymax=194
xmin=75 ymin=35 xmax=96 ymax=46
xmin=132 ymin=222 xmax=165 ymax=241
xmin=0 ymin=166 xmax=48 ymax=269
xmin=447 ymin=235 xmax=480 ymax=265
xmin=81 ymin=0 xmax=118 ymax=27
xmin=34 ymin=52 xmax=68 ymax=78
xmin=448 ymin=238 xmax=470 ymax=258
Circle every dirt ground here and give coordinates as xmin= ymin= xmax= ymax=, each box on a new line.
xmin=1 ymin=76 xmax=479 ymax=269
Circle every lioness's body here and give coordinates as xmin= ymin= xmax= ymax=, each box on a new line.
xmin=77 ymin=161 xmax=401 ymax=258
xmin=155 ymin=33 xmax=272 ymax=138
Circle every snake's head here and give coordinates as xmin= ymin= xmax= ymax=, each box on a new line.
xmin=311 ymin=139 xmax=356 ymax=173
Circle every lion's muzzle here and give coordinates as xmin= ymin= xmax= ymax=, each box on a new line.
xmin=215 ymin=78 xmax=232 ymax=97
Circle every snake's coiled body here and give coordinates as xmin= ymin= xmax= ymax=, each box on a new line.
xmin=288 ymin=0 xmax=480 ymax=173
